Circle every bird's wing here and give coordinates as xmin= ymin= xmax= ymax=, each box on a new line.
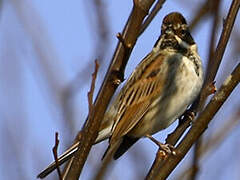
xmin=110 ymin=52 xmax=168 ymax=142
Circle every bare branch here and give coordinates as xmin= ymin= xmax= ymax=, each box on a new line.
xmin=146 ymin=1 xmax=240 ymax=178
xmin=196 ymin=0 xmax=239 ymax=113
xmin=177 ymin=107 xmax=240 ymax=179
xmin=52 ymin=132 xmax=63 ymax=180
xmin=116 ymin=32 xmax=132 ymax=50
xmin=88 ymin=61 xmax=99 ymax=116
xmin=139 ymin=0 xmax=167 ymax=35
xmin=64 ymin=60 xmax=99 ymax=179
xmin=146 ymin=150 xmax=168 ymax=180
xmin=61 ymin=0 xmax=111 ymax=136
xmin=205 ymin=0 xmax=240 ymax=84
xmin=165 ymin=0 xmax=239 ymax=148
xmin=190 ymin=1 xmax=221 ymax=177
xmin=64 ymin=1 xmax=157 ymax=179
xmin=155 ymin=62 xmax=240 ymax=179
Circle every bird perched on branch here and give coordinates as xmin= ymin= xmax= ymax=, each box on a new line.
xmin=38 ymin=12 xmax=203 ymax=179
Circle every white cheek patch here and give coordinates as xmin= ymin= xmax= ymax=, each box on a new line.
xmin=174 ymin=35 xmax=189 ymax=49
xmin=190 ymin=44 xmax=198 ymax=52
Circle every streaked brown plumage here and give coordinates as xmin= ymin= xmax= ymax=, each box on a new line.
xmin=37 ymin=12 xmax=203 ymax=179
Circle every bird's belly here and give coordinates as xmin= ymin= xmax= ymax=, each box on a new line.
xmin=129 ymin=58 xmax=203 ymax=137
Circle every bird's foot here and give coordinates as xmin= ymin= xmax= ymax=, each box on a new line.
xmin=146 ymin=134 xmax=176 ymax=155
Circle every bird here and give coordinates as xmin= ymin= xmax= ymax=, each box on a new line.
xmin=37 ymin=12 xmax=203 ymax=179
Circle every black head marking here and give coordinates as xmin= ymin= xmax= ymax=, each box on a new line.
xmin=165 ymin=12 xmax=194 ymax=45
xmin=162 ymin=12 xmax=187 ymax=29
xmin=155 ymin=12 xmax=195 ymax=50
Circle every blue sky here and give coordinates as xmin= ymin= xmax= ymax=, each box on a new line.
xmin=0 ymin=0 xmax=239 ymax=179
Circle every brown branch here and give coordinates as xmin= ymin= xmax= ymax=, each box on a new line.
xmin=190 ymin=1 xmax=221 ymax=179
xmin=139 ymin=0 xmax=167 ymax=35
xmin=165 ymin=111 xmax=194 ymax=145
xmin=147 ymin=1 xmax=240 ymax=178
xmin=146 ymin=110 xmax=196 ymax=180
xmin=177 ymin=107 xmax=240 ymax=179
xmin=165 ymin=0 xmax=239 ymax=149
xmin=190 ymin=82 xmax=217 ymax=179
xmin=154 ymin=62 xmax=240 ymax=179
xmin=146 ymin=150 xmax=168 ymax=180
xmin=116 ymin=32 xmax=131 ymax=50
xmin=201 ymin=107 xmax=240 ymax=155
xmin=88 ymin=61 xmax=99 ymax=117
xmin=202 ymin=107 xmax=240 ymax=155
xmin=163 ymin=81 xmax=216 ymax=149
xmin=232 ymin=30 xmax=240 ymax=57
xmin=64 ymin=60 xmax=99 ymax=179
xmin=61 ymin=0 xmax=111 ymax=137
xmin=64 ymin=1 xmax=156 ymax=179
xmin=196 ymin=0 xmax=239 ymax=114
xmin=52 ymin=132 xmax=63 ymax=180
xmin=205 ymin=0 xmax=240 ymax=84
xmin=190 ymin=139 xmax=201 ymax=180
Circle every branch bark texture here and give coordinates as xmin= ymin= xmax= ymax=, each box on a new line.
xmin=65 ymin=1 xmax=156 ymax=179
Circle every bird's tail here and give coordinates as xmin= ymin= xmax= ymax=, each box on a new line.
xmin=113 ymin=136 xmax=138 ymax=160
xmin=37 ymin=141 xmax=80 ymax=179
xmin=37 ymin=112 xmax=115 ymax=179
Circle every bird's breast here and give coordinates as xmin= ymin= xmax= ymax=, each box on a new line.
xmin=129 ymin=55 xmax=203 ymax=137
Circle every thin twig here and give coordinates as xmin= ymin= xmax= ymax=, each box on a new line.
xmin=155 ymin=62 xmax=240 ymax=179
xmin=61 ymin=0 xmax=111 ymax=137
xmin=147 ymin=0 xmax=240 ymax=178
xmin=205 ymin=1 xmax=240 ymax=84
xmin=64 ymin=60 xmax=99 ymax=179
xmin=52 ymin=132 xmax=63 ymax=180
xmin=165 ymin=81 xmax=216 ymax=146
xmin=117 ymin=33 xmax=130 ymax=50
xmin=64 ymin=1 xmax=157 ymax=179
xmin=167 ymin=0 xmax=239 ymax=148
xmin=139 ymin=0 xmax=167 ymax=35
xmin=196 ymin=0 xmax=239 ymax=113
xmin=176 ymin=107 xmax=240 ymax=179
xmin=88 ymin=61 xmax=99 ymax=116
xmin=191 ymin=1 xmax=221 ymax=179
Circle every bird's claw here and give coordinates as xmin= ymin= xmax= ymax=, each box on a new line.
xmin=146 ymin=135 xmax=176 ymax=155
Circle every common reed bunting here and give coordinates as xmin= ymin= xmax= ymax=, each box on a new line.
xmin=38 ymin=12 xmax=203 ymax=179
